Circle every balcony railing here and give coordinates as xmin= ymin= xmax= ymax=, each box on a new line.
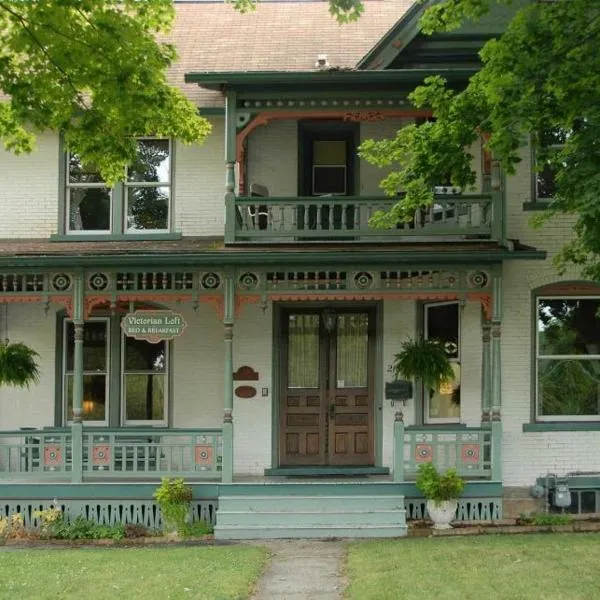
xmin=0 ymin=428 xmax=223 ymax=481
xmin=226 ymin=193 xmax=500 ymax=244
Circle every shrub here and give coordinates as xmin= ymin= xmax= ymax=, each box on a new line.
xmin=153 ymin=477 xmax=193 ymax=534
xmin=416 ymin=462 xmax=465 ymax=504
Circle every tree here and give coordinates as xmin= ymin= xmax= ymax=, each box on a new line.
xmin=352 ymin=0 xmax=600 ymax=278
xmin=0 ymin=0 xmax=210 ymax=183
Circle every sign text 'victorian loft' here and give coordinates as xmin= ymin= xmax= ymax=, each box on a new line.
xmin=121 ymin=310 xmax=187 ymax=343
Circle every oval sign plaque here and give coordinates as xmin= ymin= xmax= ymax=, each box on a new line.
xmin=235 ymin=385 xmax=257 ymax=399
xmin=121 ymin=310 xmax=187 ymax=343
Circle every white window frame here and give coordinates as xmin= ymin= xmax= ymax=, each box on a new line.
xmin=120 ymin=333 xmax=169 ymax=426
xmin=535 ymin=295 xmax=600 ymax=421
xmin=63 ymin=317 xmax=110 ymax=426
xmin=65 ymin=137 xmax=172 ymax=235
xmin=424 ymin=301 xmax=461 ymax=424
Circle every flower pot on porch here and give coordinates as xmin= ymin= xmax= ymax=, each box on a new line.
xmin=426 ymin=499 xmax=458 ymax=529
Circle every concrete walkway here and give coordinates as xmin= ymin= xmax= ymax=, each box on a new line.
xmin=250 ymin=540 xmax=347 ymax=600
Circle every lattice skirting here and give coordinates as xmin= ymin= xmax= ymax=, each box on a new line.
xmin=406 ymin=497 xmax=502 ymax=521
xmin=0 ymin=500 xmax=218 ymax=529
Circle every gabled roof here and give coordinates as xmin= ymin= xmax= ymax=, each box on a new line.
xmin=357 ymin=0 xmax=521 ymax=71
xmin=166 ymin=0 xmax=413 ymax=106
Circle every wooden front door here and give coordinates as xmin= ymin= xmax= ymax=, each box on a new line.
xmin=280 ymin=307 xmax=375 ymax=466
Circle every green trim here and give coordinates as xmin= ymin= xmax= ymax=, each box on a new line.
xmin=271 ymin=303 xmax=281 ymax=469
xmin=184 ymin=68 xmax=478 ymax=90
xmin=523 ymin=422 xmax=600 ymax=432
xmin=54 ymin=310 xmax=64 ymax=427
xmin=0 ymin=248 xmax=548 ymax=269
xmin=200 ymin=107 xmax=225 ymax=116
xmin=522 ymin=202 xmax=552 ymax=211
xmin=405 ymin=423 xmax=467 ymax=430
xmin=108 ymin=316 xmax=122 ymax=427
xmin=357 ymin=1 xmax=426 ymax=70
xmin=375 ymin=301 xmax=383 ymax=467
xmin=57 ymin=135 xmax=66 ymax=235
xmin=49 ymin=233 xmax=183 ymax=242
xmin=263 ymin=466 xmax=390 ymax=477
xmin=0 ymin=482 xmax=219 ymax=500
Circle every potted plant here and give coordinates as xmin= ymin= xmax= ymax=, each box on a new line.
xmin=0 ymin=340 xmax=40 ymax=388
xmin=416 ymin=462 xmax=465 ymax=529
xmin=392 ymin=338 xmax=455 ymax=395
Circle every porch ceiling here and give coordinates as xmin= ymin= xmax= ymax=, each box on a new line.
xmin=0 ymin=237 xmax=545 ymax=269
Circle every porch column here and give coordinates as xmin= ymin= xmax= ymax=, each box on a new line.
xmin=481 ymin=320 xmax=492 ymax=422
xmin=392 ymin=412 xmax=405 ymax=483
xmin=224 ymin=90 xmax=237 ymax=244
xmin=490 ymin=270 xmax=503 ymax=482
xmin=222 ymin=274 xmax=235 ymax=483
xmin=71 ymin=273 xmax=84 ymax=483
xmin=490 ymin=272 xmax=502 ymax=418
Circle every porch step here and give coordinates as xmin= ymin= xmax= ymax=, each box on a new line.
xmin=214 ymin=493 xmax=407 ymax=540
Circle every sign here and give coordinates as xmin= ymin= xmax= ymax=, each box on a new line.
xmin=385 ymin=380 xmax=413 ymax=401
xmin=121 ymin=310 xmax=187 ymax=343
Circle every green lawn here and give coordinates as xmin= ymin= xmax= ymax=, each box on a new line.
xmin=0 ymin=545 xmax=267 ymax=600
xmin=346 ymin=534 xmax=600 ymax=600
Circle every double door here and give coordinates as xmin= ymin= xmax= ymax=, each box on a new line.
xmin=279 ymin=307 xmax=375 ymax=466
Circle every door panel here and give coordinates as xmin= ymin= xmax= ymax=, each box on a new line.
xmin=280 ymin=308 xmax=374 ymax=467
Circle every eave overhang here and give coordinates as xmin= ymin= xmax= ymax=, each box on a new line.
xmin=184 ymin=68 xmax=478 ymax=93
xmin=0 ymin=247 xmax=546 ymax=269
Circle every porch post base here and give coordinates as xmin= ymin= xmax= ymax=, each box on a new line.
xmin=71 ymin=422 xmax=83 ymax=483
xmin=222 ymin=418 xmax=233 ymax=483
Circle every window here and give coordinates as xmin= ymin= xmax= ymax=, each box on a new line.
xmin=536 ymin=296 xmax=600 ymax=420
xmin=64 ymin=319 xmax=109 ymax=424
xmin=122 ymin=336 xmax=167 ymax=424
xmin=62 ymin=315 xmax=169 ymax=426
xmin=424 ymin=302 xmax=461 ymax=423
xmin=535 ymin=127 xmax=568 ymax=200
xmin=66 ymin=138 xmax=171 ymax=235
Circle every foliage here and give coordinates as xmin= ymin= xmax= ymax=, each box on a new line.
xmin=358 ymin=0 xmax=600 ymax=279
xmin=518 ymin=512 xmax=572 ymax=526
xmin=346 ymin=534 xmax=600 ymax=600
xmin=0 ymin=513 xmax=30 ymax=540
xmin=0 ymin=341 xmax=40 ymax=388
xmin=153 ymin=477 xmax=193 ymax=534
xmin=0 ymin=0 xmax=210 ymax=183
xmin=124 ymin=523 xmax=150 ymax=539
xmin=40 ymin=515 xmax=126 ymax=540
xmin=180 ymin=519 xmax=214 ymax=538
xmin=392 ymin=338 xmax=455 ymax=393
xmin=33 ymin=505 xmax=63 ymax=537
xmin=0 ymin=546 xmax=269 ymax=600
xmin=415 ymin=462 xmax=465 ymax=503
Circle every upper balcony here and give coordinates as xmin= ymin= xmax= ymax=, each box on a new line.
xmin=226 ymin=191 xmax=501 ymax=244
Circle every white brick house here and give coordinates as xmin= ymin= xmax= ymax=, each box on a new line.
xmin=0 ymin=0 xmax=595 ymax=537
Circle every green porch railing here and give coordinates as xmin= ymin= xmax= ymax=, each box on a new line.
xmin=0 ymin=430 xmax=72 ymax=478
xmin=228 ymin=194 xmax=497 ymax=243
xmin=0 ymin=428 xmax=222 ymax=481
xmin=395 ymin=425 xmax=495 ymax=481
xmin=82 ymin=429 xmax=223 ymax=479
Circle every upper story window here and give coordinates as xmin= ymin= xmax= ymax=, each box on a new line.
xmin=536 ymin=294 xmax=600 ymax=420
xmin=535 ymin=127 xmax=568 ymax=200
xmin=66 ymin=138 xmax=171 ymax=235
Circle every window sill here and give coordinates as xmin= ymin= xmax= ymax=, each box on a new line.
xmin=50 ymin=233 xmax=183 ymax=242
xmin=523 ymin=422 xmax=600 ymax=432
xmin=522 ymin=201 xmax=552 ymax=211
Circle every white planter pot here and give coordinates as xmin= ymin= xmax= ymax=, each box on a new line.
xmin=426 ymin=499 xmax=458 ymax=529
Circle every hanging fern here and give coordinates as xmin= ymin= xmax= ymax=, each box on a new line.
xmin=0 ymin=341 xmax=40 ymax=388
xmin=392 ymin=338 xmax=455 ymax=392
